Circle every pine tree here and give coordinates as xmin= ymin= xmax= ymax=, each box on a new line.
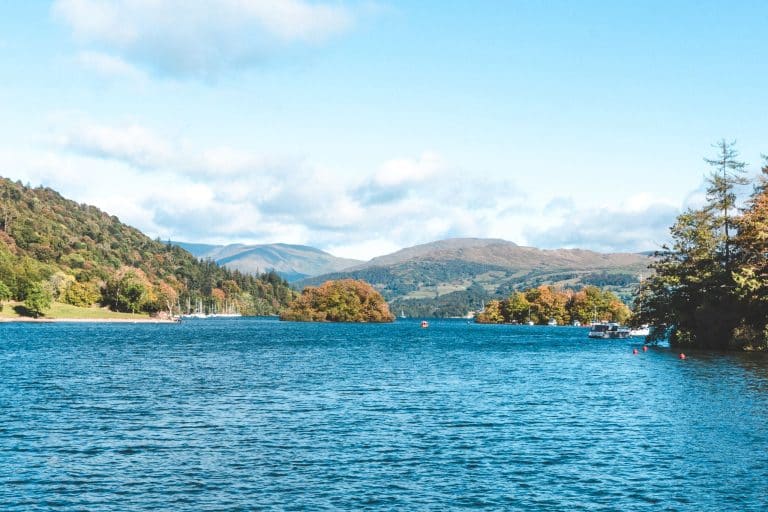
xmin=634 ymin=142 xmax=749 ymax=349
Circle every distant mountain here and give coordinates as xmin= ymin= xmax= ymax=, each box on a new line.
xmin=296 ymin=238 xmax=652 ymax=317
xmin=174 ymin=242 xmax=362 ymax=282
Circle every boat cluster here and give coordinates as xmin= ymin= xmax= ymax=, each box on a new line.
xmin=180 ymin=313 xmax=242 ymax=319
xmin=587 ymin=323 xmax=649 ymax=339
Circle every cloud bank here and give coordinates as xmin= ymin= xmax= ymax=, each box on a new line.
xmin=23 ymin=116 xmax=678 ymax=260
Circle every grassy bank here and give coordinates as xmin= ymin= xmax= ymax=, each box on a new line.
xmin=0 ymin=301 xmax=155 ymax=321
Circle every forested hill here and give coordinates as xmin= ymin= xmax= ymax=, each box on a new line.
xmin=0 ymin=177 xmax=295 ymax=316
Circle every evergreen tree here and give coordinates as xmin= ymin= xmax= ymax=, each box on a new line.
xmin=635 ymin=142 xmax=756 ymax=349
xmin=704 ymin=140 xmax=748 ymax=269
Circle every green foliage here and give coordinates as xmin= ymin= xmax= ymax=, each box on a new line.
xmin=0 ymin=280 xmax=10 ymax=311
xmin=63 ymin=281 xmax=101 ymax=307
xmin=24 ymin=281 xmax=52 ymax=318
xmin=634 ymin=144 xmax=768 ymax=350
xmin=281 ymin=279 xmax=395 ymax=323
xmin=0 ymin=177 xmax=296 ymax=316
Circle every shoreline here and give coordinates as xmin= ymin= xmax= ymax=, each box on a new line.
xmin=0 ymin=317 xmax=179 ymax=324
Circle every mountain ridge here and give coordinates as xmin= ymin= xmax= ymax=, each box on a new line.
xmin=174 ymin=241 xmax=362 ymax=282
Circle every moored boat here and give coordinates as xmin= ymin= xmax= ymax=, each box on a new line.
xmin=588 ymin=322 xmax=631 ymax=339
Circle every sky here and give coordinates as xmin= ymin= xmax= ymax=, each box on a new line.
xmin=0 ymin=1 xmax=766 ymax=261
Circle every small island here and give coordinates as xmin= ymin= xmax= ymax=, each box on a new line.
xmin=280 ymin=279 xmax=395 ymax=323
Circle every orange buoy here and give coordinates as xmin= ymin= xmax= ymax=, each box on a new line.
xmin=642 ymin=345 xmax=648 ymax=352
xmin=679 ymin=353 xmax=686 ymax=360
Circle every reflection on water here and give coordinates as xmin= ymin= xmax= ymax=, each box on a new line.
xmin=1 ymin=319 xmax=767 ymax=511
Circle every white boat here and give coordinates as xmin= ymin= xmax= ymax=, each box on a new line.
xmin=629 ymin=324 xmax=650 ymax=337
xmin=588 ymin=323 xmax=631 ymax=339
xmin=547 ymin=318 xmax=558 ymax=326
xmin=572 ymin=320 xmax=581 ymax=327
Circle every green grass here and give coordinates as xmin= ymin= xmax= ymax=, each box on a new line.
xmin=0 ymin=301 xmax=152 ymax=320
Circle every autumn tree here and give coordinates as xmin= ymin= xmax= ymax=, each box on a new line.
xmin=281 ymin=279 xmax=394 ymax=323
xmin=476 ymin=299 xmax=504 ymax=323
xmin=155 ymin=281 xmax=179 ymax=318
xmin=731 ymin=156 xmax=768 ymax=347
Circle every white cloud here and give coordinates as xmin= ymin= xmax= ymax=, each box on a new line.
xmin=52 ymin=120 xmax=172 ymax=169
xmin=523 ymin=202 xmax=679 ymax=253
xmin=53 ymin=0 xmax=359 ymax=77
xmin=76 ymin=51 xmax=148 ymax=82
xmin=373 ymin=151 xmax=441 ymax=187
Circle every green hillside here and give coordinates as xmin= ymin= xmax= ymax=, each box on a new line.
xmin=0 ymin=177 xmax=295 ymax=317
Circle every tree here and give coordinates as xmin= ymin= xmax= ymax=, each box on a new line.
xmin=476 ymin=299 xmax=504 ymax=323
xmin=634 ymin=142 xmax=754 ymax=349
xmin=47 ymin=271 xmax=74 ymax=301
xmin=281 ymin=279 xmax=394 ymax=323
xmin=704 ymin=140 xmax=748 ymax=269
xmin=0 ymin=280 xmax=11 ymax=311
xmin=502 ymin=292 xmax=530 ymax=323
xmin=731 ymin=156 xmax=768 ymax=348
xmin=155 ymin=281 xmax=179 ymax=318
xmin=104 ymin=267 xmax=153 ymax=313
xmin=63 ymin=281 xmax=100 ymax=307
xmin=24 ymin=281 xmax=52 ymax=318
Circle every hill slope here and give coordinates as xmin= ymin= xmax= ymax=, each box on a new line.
xmin=297 ymin=238 xmax=652 ymax=317
xmin=175 ymin=242 xmax=361 ymax=282
xmin=0 ymin=177 xmax=295 ymax=316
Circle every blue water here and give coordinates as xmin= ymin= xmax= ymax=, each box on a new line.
xmin=1 ymin=318 xmax=767 ymax=511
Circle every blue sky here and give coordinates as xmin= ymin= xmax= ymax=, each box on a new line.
xmin=0 ymin=1 xmax=766 ymax=260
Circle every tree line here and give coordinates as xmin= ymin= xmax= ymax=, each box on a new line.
xmin=476 ymin=285 xmax=631 ymax=325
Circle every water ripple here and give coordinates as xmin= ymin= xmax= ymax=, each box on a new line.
xmin=2 ymin=319 xmax=768 ymax=510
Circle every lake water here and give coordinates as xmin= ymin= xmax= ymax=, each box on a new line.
xmin=1 ymin=318 xmax=767 ymax=511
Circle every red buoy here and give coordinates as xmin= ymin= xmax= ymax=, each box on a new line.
xmin=642 ymin=345 xmax=648 ymax=352
xmin=679 ymin=353 xmax=686 ymax=360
